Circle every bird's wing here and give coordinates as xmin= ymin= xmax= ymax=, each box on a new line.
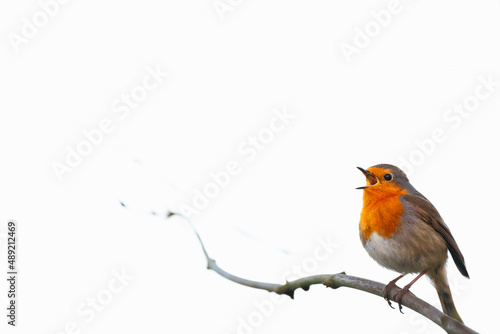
xmin=403 ymin=193 xmax=469 ymax=278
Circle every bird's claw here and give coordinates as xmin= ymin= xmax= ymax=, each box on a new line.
xmin=383 ymin=295 xmax=395 ymax=309
xmin=382 ymin=281 xmax=399 ymax=309
xmin=393 ymin=286 xmax=415 ymax=314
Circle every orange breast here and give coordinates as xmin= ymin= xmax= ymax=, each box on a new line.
xmin=360 ymin=187 xmax=408 ymax=241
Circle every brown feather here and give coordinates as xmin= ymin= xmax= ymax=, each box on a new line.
xmin=403 ymin=193 xmax=469 ymax=278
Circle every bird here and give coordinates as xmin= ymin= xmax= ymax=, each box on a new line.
xmin=356 ymin=163 xmax=469 ymax=323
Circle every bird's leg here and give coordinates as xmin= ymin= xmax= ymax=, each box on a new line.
xmin=383 ymin=274 xmax=405 ymax=309
xmin=394 ymin=270 xmax=427 ymax=314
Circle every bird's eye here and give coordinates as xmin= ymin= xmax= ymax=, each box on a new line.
xmin=384 ymin=174 xmax=392 ymax=181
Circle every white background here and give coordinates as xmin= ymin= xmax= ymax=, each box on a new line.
xmin=1 ymin=1 xmax=499 ymax=333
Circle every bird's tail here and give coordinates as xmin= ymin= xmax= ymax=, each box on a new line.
xmin=429 ymin=265 xmax=463 ymax=324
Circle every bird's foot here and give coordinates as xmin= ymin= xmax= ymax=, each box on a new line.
xmin=393 ymin=286 xmax=415 ymax=314
xmin=382 ymin=280 xmax=401 ymax=309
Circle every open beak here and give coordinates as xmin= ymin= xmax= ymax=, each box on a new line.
xmin=356 ymin=167 xmax=378 ymax=189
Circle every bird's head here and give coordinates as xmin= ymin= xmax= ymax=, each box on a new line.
xmin=356 ymin=164 xmax=410 ymax=194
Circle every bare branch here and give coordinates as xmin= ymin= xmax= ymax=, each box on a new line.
xmin=119 ymin=203 xmax=479 ymax=334
xmin=175 ymin=213 xmax=478 ymax=334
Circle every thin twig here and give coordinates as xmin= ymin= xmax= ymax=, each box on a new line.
xmin=173 ymin=213 xmax=478 ymax=334
xmin=120 ymin=203 xmax=479 ymax=334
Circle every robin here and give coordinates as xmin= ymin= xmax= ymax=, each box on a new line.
xmin=357 ymin=164 xmax=469 ymax=323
